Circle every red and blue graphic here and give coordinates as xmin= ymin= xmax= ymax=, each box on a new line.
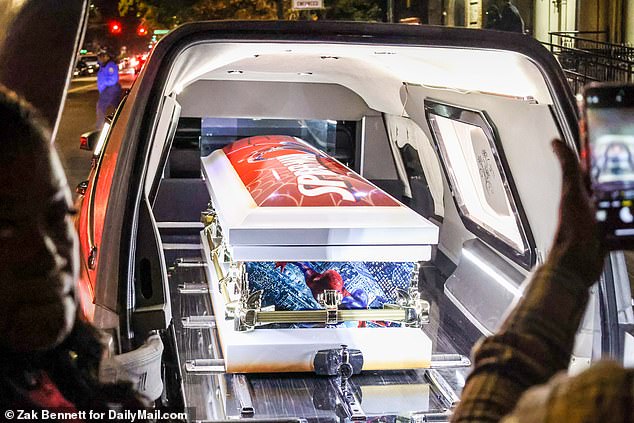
xmin=223 ymin=135 xmax=399 ymax=207
xmin=276 ymin=262 xmax=369 ymax=309
xmin=244 ymin=261 xmax=416 ymax=328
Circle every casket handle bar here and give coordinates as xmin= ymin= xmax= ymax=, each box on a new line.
xmin=210 ymin=247 xmax=234 ymax=311
xmin=232 ymin=288 xmax=430 ymax=331
xmin=235 ymin=291 xmax=264 ymax=332
xmin=204 ymin=223 xmax=242 ymax=318
xmin=230 ymin=291 xmax=429 ymax=331
xmin=201 ymin=208 xmax=216 ymax=227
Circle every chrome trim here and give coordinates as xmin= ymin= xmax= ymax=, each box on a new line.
xmin=329 ymin=377 xmax=365 ymax=421
xmin=156 ymin=221 xmax=205 ymax=229
xmin=425 ymin=99 xmax=536 ymax=269
xmin=445 ymin=239 xmax=526 ymax=335
xmin=609 ymin=251 xmax=634 ymax=324
xmin=410 ymin=410 xmax=452 ymax=422
xmin=178 ymin=283 xmax=209 ymax=294
xmin=359 ymin=116 xmax=366 ymax=175
xmin=163 ymin=243 xmax=203 ymax=250
xmin=430 ymin=354 xmax=471 ymax=369
xmin=181 ymin=316 xmax=216 ymax=329
xmin=425 ymin=369 xmax=460 ymax=409
xmin=174 ymin=258 xmax=208 ymax=268
xmin=233 ymin=374 xmax=255 ymax=417
xmin=185 ymin=358 xmax=225 ymax=374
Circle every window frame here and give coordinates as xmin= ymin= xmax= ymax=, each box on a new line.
xmin=87 ymin=98 xmax=127 ymax=237
xmin=198 ymin=117 xmax=359 ymax=169
xmin=424 ymin=99 xmax=536 ymax=270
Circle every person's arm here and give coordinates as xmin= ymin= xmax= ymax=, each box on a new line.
xmin=502 ymin=360 xmax=634 ymax=423
xmin=451 ymin=140 xmax=605 ymax=422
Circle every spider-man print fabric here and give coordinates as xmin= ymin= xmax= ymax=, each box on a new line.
xmin=245 ymin=261 xmax=416 ymax=314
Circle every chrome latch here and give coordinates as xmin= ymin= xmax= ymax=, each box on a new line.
xmin=313 ymin=344 xmax=363 ymax=377
xmin=88 ymin=246 xmax=98 ymax=270
xmin=318 ymin=289 xmax=343 ymax=325
xmin=392 ymin=288 xmax=430 ymax=327
xmin=335 ymin=345 xmax=366 ymax=421
xmin=235 ymin=290 xmax=263 ymax=332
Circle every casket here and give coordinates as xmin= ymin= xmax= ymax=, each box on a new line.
xmin=200 ymin=136 xmax=439 ymax=373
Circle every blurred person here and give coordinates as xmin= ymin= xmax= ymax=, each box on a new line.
xmin=496 ymin=0 xmax=524 ymax=33
xmin=484 ymin=5 xmax=501 ymax=30
xmin=96 ymin=47 xmax=122 ymax=130
xmin=0 ymin=85 xmax=145 ymax=418
xmin=602 ymin=141 xmax=634 ymax=177
xmin=450 ymin=140 xmax=634 ymax=422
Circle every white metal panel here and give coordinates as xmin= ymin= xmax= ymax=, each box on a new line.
xmin=230 ymin=244 xmax=431 ymax=262
xmin=403 ymin=84 xmax=561 ymax=263
xmin=144 ymin=95 xmax=181 ymax=195
xmin=385 ymin=113 xmax=445 ymax=217
xmin=179 ymin=80 xmax=372 ymax=120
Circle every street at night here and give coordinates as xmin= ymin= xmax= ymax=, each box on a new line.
xmin=56 ymin=72 xmax=135 ymax=192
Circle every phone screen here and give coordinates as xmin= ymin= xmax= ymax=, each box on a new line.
xmin=585 ymin=85 xmax=634 ymax=241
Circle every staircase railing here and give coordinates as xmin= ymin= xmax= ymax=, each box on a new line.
xmin=546 ymin=31 xmax=634 ymax=93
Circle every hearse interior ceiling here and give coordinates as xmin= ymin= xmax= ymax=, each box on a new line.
xmin=402 ymin=83 xmax=562 ymax=266
xmin=177 ymin=80 xmax=373 ymax=120
xmin=165 ymin=42 xmax=554 ymax=112
xmin=159 ymin=40 xmax=563 ymax=266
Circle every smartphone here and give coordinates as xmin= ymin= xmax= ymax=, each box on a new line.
xmin=581 ymin=83 xmax=634 ymax=249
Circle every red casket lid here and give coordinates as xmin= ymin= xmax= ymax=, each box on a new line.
xmin=202 ymin=136 xmax=438 ymax=261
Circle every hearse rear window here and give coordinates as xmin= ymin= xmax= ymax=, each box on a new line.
xmin=425 ymin=100 xmax=534 ymax=268
xmin=200 ymin=118 xmax=357 ymax=168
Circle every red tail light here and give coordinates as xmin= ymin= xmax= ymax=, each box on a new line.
xmin=80 ymin=135 xmax=88 ymax=149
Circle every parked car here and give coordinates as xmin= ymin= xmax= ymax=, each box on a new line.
xmin=72 ymin=21 xmax=633 ymax=421
xmin=130 ymin=53 xmax=148 ymax=74
xmin=73 ymin=53 xmax=99 ymax=76
xmin=73 ymin=59 xmax=88 ymax=77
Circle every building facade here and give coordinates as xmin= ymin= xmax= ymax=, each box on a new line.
xmin=393 ymin=0 xmax=633 ymax=45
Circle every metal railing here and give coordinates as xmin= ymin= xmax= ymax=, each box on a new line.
xmin=546 ymin=31 xmax=634 ymax=93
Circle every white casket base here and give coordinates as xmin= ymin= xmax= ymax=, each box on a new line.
xmin=201 ymin=233 xmax=433 ymax=373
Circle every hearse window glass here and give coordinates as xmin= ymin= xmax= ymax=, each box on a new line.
xmin=425 ymin=100 xmax=533 ymax=268
xmin=200 ymin=118 xmax=356 ymax=168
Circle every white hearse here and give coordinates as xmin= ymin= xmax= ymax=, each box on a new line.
xmin=65 ymin=20 xmax=634 ymax=422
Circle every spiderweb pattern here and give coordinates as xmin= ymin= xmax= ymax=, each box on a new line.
xmin=223 ymin=135 xmax=399 ymax=207
xmin=245 ymin=261 xmax=415 ymax=311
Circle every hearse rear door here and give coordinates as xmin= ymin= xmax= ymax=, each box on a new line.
xmin=0 ymin=0 xmax=89 ymax=142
